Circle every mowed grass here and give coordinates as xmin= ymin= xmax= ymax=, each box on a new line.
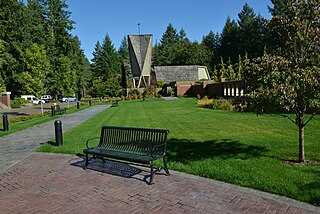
xmin=0 ymin=115 xmax=59 ymax=137
xmin=37 ymin=98 xmax=320 ymax=205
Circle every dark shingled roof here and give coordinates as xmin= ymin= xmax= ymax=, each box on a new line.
xmin=154 ymin=65 xmax=210 ymax=84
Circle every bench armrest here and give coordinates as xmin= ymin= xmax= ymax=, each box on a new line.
xmin=85 ymin=137 xmax=101 ymax=148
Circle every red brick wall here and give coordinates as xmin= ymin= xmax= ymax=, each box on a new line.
xmin=0 ymin=92 xmax=11 ymax=108
xmin=175 ymin=80 xmax=244 ymax=98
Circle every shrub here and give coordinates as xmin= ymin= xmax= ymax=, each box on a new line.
xmin=9 ymin=114 xmax=41 ymax=123
xmin=11 ymin=98 xmax=28 ymax=108
xmin=196 ymin=96 xmax=213 ymax=108
xmin=197 ymin=97 xmax=235 ymax=111
xmin=217 ymin=99 xmax=234 ymax=111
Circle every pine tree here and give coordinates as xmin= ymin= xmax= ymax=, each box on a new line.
xmin=202 ymin=30 xmax=219 ymax=71
xmin=220 ymin=16 xmax=240 ymax=64
xmin=70 ymin=36 xmax=91 ymax=99
xmin=25 ymin=0 xmax=48 ymax=46
xmin=0 ymin=0 xmax=28 ymax=95
xmin=237 ymin=3 xmax=267 ymax=59
xmin=100 ymin=34 xmax=121 ymax=79
xmin=153 ymin=23 xmax=180 ymax=66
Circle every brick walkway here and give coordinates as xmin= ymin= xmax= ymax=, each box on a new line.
xmin=1 ymin=153 xmax=319 ymax=214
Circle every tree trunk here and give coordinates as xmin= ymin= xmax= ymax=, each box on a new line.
xmin=298 ymin=125 xmax=305 ymax=162
xmin=40 ymin=101 xmax=44 ymax=116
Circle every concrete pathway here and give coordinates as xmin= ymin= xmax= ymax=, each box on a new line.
xmin=162 ymin=97 xmax=180 ymax=101
xmin=0 ymin=104 xmax=110 ymax=172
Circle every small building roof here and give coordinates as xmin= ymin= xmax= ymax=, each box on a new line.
xmin=154 ymin=65 xmax=210 ymax=84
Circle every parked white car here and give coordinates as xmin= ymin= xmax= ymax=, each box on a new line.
xmin=21 ymin=95 xmax=45 ymax=104
xmin=41 ymin=95 xmax=52 ymax=103
xmin=59 ymin=96 xmax=77 ymax=102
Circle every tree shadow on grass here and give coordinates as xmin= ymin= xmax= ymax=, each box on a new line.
xmin=166 ymin=138 xmax=268 ymax=164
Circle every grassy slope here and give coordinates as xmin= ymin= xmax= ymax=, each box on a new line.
xmin=37 ymin=98 xmax=320 ymax=205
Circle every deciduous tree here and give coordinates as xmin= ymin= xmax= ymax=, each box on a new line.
xmin=244 ymin=0 xmax=320 ymax=162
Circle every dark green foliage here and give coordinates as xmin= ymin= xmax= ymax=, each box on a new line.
xmin=90 ymin=34 xmax=122 ymax=98
xmin=153 ymin=4 xmax=268 ymax=82
xmin=219 ymin=17 xmax=240 ymax=64
xmin=0 ymin=0 xmax=90 ymax=99
xmin=237 ymin=3 xmax=267 ymax=59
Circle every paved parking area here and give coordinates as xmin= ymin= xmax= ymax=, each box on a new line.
xmin=0 ymin=102 xmax=77 ymax=120
xmin=1 ymin=153 xmax=319 ymax=214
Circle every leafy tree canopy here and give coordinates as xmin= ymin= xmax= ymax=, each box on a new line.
xmin=244 ymin=0 xmax=320 ymax=162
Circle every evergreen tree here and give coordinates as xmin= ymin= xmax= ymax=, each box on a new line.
xmin=118 ymin=36 xmax=129 ymax=61
xmin=153 ymin=23 xmax=181 ymax=66
xmin=0 ymin=0 xmax=28 ymax=96
xmin=0 ymin=40 xmax=6 ymax=92
xmin=266 ymin=0 xmax=291 ymax=51
xmin=25 ymin=0 xmax=48 ymax=46
xmin=40 ymin=0 xmax=75 ymax=56
xmin=118 ymin=36 xmax=131 ymax=86
xmin=91 ymin=41 xmax=104 ymax=77
xmin=99 ymin=34 xmax=121 ymax=78
xmin=202 ymin=31 xmax=220 ymax=71
xmin=220 ymin=17 xmax=240 ymax=64
xmin=268 ymin=0 xmax=291 ymax=16
xmin=90 ymin=34 xmax=121 ymax=97
xmin=70 ymin=36 xmax=91 ymax=99
xmin=36 ymin=0 xmax=76 ymax=97
xmin=237 ymin=3 xmax=267 ymax=59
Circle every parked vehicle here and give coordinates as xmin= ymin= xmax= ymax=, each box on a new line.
xmin=41 ymin=95 xmax=52 ymax=103
xmin=59 ymin=96 xmax=77 ymax=102
xmin=21 ymin=95 xmax=45 ymax=104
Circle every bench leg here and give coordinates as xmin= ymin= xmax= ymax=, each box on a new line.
xmin=163 ymin=156 xmax=170 ymax=175
xmin=83 ymin=153 xmax=88 ymax=169
xmin=149 ymin=161 xmax=154 ymax=185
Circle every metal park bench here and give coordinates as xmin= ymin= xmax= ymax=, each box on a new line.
xmin=51 ymin=105 xmax=66 ymax=116
xmin=83 ymin=126 xmax=170 ymax=184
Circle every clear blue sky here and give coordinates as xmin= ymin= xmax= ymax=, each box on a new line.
xmin=67 ymin=0 xmax=272 ymax=61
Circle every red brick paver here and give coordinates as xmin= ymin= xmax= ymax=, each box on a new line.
xmin=0 ymin=153 xmax=319 ymax=214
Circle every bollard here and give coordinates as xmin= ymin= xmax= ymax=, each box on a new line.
xmin=54 ymin=120 xmax=63 ymax=146
xmin=2 ymin=114 xmax=9 ymax=131
xmin=77 ymin=101 xmax=80 ymax=109
xmin=51 ymin=106 xmax=55 ymax=116
xmin=89 ymin=100 xmax=92 ymax=106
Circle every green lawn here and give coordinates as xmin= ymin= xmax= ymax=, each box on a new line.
xmin=37 ymin=98 xmax=320 ymax=205
xmin=0 ymin=115 xmax=59 ymax=137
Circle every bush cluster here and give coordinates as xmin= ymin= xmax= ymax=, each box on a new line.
xmin=11 ymin=98 xmax=29 ymax=108
xmin=196 ymin=96 xmax=234 ymax=111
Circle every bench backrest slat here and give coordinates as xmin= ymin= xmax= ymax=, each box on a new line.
xmin=98 ymin=126 xmax=169 ymax=155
